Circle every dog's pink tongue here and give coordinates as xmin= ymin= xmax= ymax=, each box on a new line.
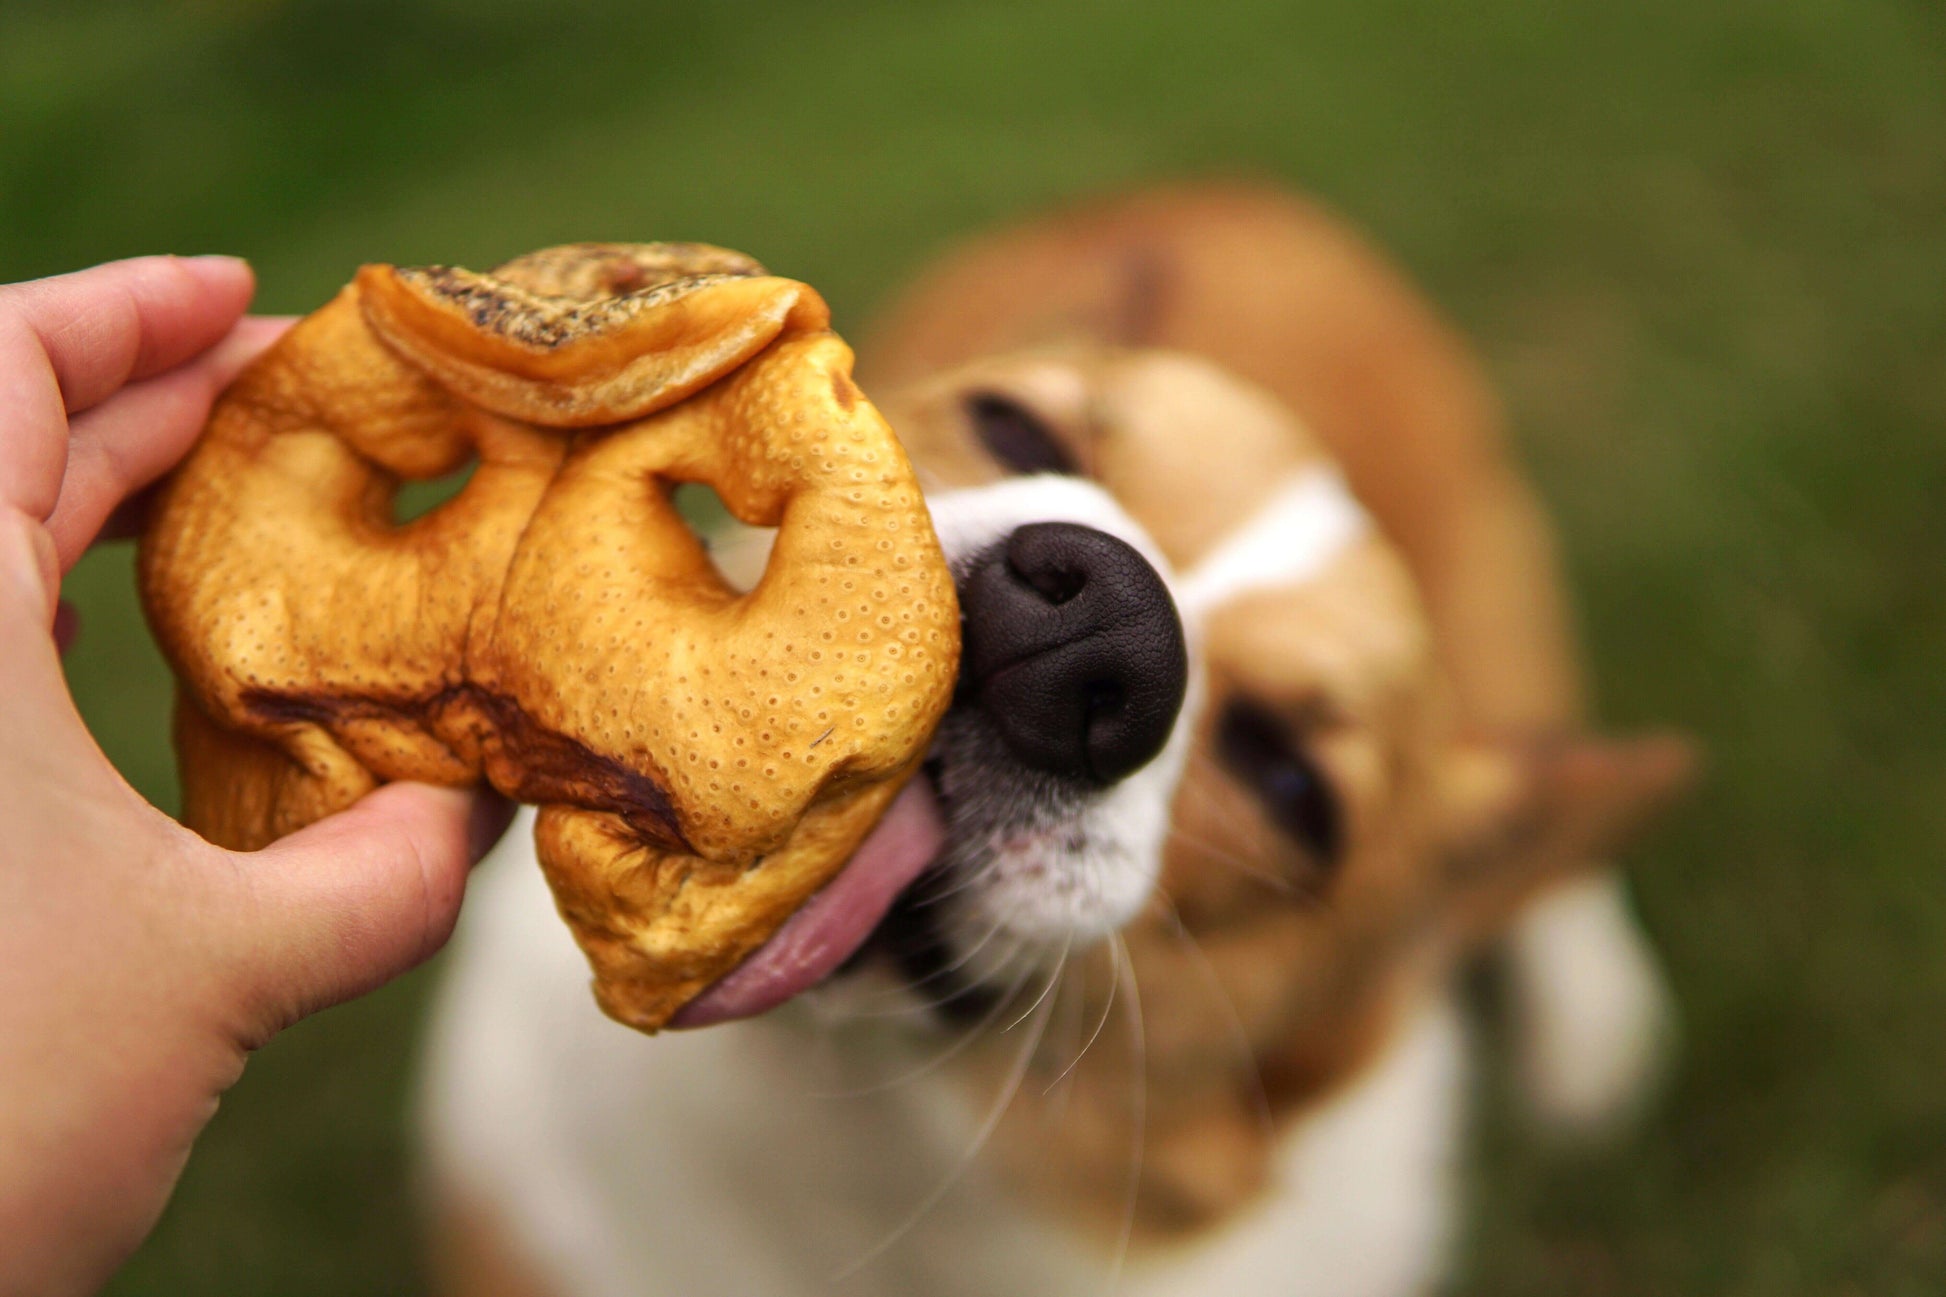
xmin=670 ymin=779 xmax=944 ymax=1028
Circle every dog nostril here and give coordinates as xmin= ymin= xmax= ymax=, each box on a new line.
xmin=1086 ymin=678 xmax=1125 ymax=714
xmin=1021 ymin=560 xmax=1085 ymax=606
xmin=959 ymin=522 xmax=1188 ymax=786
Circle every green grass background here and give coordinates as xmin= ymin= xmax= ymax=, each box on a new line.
xmin=5 ymin=0 xmax=1943 ymax=1291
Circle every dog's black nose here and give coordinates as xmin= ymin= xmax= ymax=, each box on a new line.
xmin=959 ymin=522 xmax=1188 ymax=785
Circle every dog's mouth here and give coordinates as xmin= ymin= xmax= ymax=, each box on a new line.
xmin=669 ymin=777 xmax=949 ymax=1028
xmin=673 ymin=476 xmax=1194 ymax=1030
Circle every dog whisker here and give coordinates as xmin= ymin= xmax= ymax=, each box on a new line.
xmin=837 ymin=902 xmax=1016 ymax=1009
xmin=828 ymin=975 xmax=1057 ymax=1283
xmin=1104 ymin=932 xmax=1148 ymax=1297
xmin=1178 ymin=755 xmax=1341 ymax=910
xmin=1045 ymin=941 xmax=1120 ymax=1093
xmin=1040 ymin=955 xmax=1086 ymax=1126
xmin=822 ymin=933 xmax=1033 ymax=1027
xmin=1166 ymin=822 xmax=1297 ymax=897
xmin=934 ymin=908 xmax=1024 ymax=979
xmin=1003 ymin=932 xmax=1072 ymax=1032
xmin=1154 ymin=887 xmax=1275 ymax=1147
xmin=1186 ymin=749 xmax=1282 ymax=859
xmin=909 ymin=845 xmax=1013 ymax=908
xmin=913 ymin=463 xmax=953 ymax=495
xmin=812 ymin=941 xmax=1040 ymax=1096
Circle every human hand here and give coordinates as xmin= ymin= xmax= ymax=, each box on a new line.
xmin=0 ymin=256 xmax=510 ymax=1296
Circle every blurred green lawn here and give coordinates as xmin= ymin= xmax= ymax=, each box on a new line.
xmin=6 ymin=0 xmax=1944 ymax=1292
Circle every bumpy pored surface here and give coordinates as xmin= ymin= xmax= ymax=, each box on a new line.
xmin=139 ymin=243 xmax=959 ymax=1031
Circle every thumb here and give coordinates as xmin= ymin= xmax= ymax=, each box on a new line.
xmin=230 ymin=782 xmax=512 ymax=1038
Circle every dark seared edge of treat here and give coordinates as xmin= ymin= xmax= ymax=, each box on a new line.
xmin=241 ymin=683 xmax=691 ymax=852
xmin=387 ymin=242 xmax=774 ymax=353
xmin=391 ymin=266 xmax=751 ymax=352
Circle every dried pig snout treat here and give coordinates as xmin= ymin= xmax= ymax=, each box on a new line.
xmin=139 ymin=242 xmax=960 ymax=1030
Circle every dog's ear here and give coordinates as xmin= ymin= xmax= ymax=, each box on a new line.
xmin=1434 ymin=731 xmax=1697 ymax=944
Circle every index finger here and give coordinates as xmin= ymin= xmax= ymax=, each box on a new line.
xmin=46 ymin=314 xmax=294 ymax=569
xmin=0 ymin=256 xmax=255 ymax=519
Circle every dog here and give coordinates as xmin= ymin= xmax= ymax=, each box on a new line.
xmin=416 ymin=184 xmax=1691 ymax=1297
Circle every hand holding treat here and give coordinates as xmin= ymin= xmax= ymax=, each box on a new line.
xmin=0 ymin=255 xmax=512 ymax=1296
xmin=139 ymin=243 xmax=960 ymax=1029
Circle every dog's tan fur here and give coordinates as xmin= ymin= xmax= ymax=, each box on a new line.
xmin=864 ymin=183 xmax=1579 ymax=736
xmin=855 ymin=186 xmax=1686 ymax=1246
xmin=428 ymin=184 xmax=1688 ymax=1288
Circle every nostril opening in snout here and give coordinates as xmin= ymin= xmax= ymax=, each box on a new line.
xmin=1082 ymin=678 xmax=1131 ymax=781
xmin=1084 ymin=678 xmax=1127 ymax=730
xmin=1017 ymin=558 xmax=1085 ymax=606
xmin=1086 ymin=678 xmax=1125 ymax=712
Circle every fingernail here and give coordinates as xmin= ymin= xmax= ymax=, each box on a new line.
xmin=178 ymin=255 xmax=255 ymax=290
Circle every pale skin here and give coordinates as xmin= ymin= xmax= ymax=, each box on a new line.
xmin=0 ymin=256 xmax=510 ymax=1295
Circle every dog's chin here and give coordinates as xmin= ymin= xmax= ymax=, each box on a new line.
xmin=801 ymin=702 xmax=1193 ymax=1032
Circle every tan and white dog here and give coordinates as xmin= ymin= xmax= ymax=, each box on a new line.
xmin=418 ymin=185 xmax=1690 ymax=1297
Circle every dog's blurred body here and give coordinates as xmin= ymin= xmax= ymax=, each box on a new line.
xmin=421 ymin=185 xmax=1685 ymax=1297
xmin=862 ymin=184 xmax=1679 ymax=1138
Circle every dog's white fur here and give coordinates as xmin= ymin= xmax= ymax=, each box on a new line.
xmin=423 ymin=809 xmax=1467 ymax=1297
xmin=1175 ymin=468 xmax=1370 ymax=622
xmin=1507 ymin=875 xmax=1674 ymax=1131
